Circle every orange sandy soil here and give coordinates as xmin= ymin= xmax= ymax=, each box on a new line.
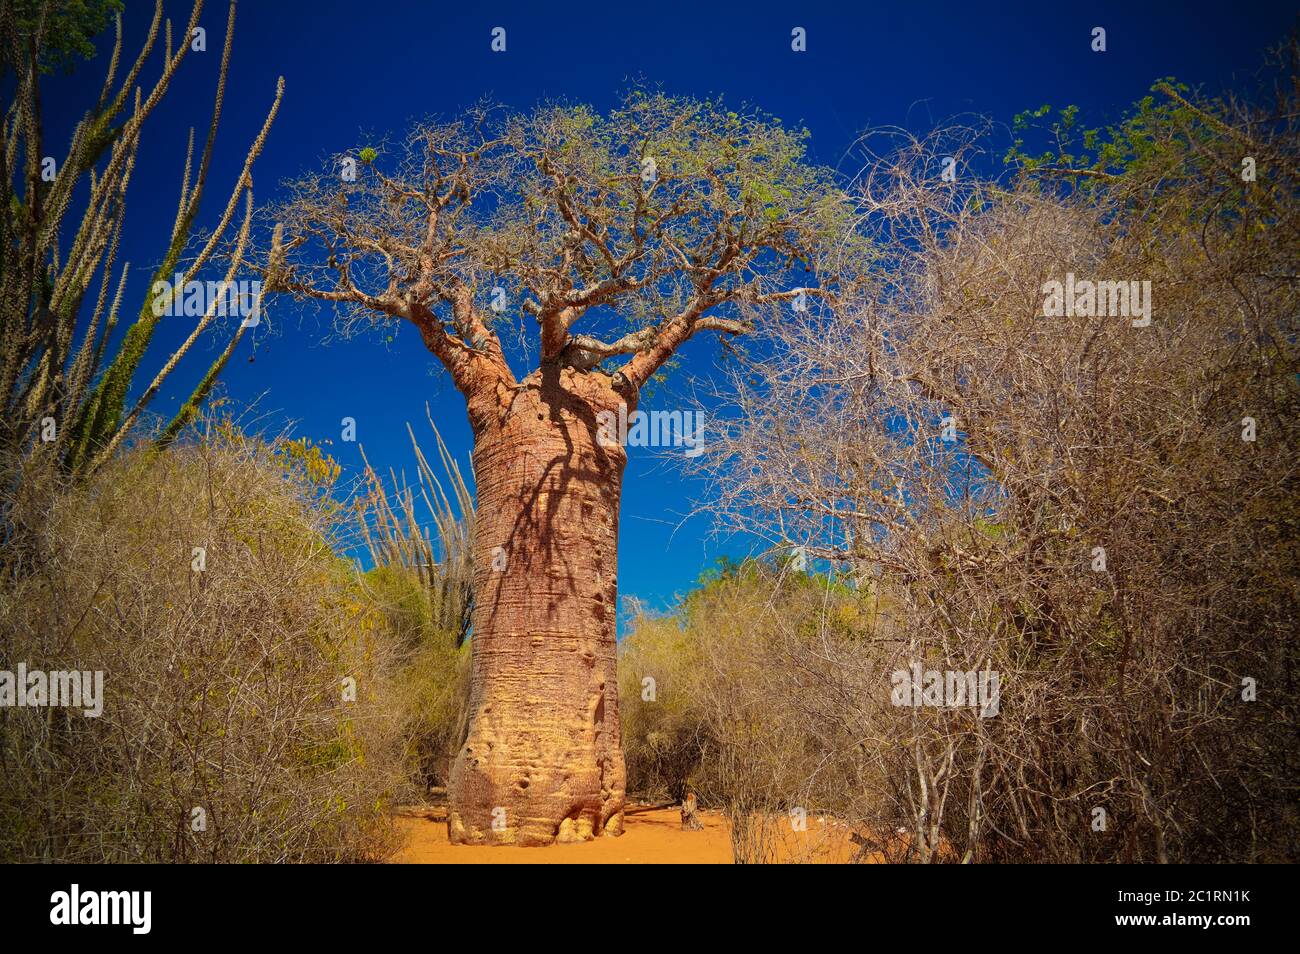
xmin=392 ymin=805 xmax=867 ymax=864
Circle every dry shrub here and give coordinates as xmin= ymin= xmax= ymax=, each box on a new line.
xmin=704 ymin=68 xmax=1299 ymax=862
xmin=619 ymin=561 xmax=881 ymax=861
xmin=363 ymin=564 xmax=471 ymax=795
xmin=355 ymin=413 xmax=475 ymax=796
xmin=618 ymin=605 xmax=706 ymax=803
xmin=0 ymin=427 xmax=407 ymax=862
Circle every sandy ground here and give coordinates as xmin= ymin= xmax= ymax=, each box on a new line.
xmin=395 ymin=807 xmax=733 ymax=863
xmin=393 ymin=805 xmax=869 ymax=863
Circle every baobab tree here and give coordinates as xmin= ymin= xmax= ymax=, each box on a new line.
xmin=271 ymin=92 xmax=855 ymax=845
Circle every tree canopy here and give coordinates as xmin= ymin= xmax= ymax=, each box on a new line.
xmin=272 ymin=90 xmax=859 ymax=403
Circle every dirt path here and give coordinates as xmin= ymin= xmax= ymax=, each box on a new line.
xmin=394 ymin=807 xmax=733 ymax=863
xmin=394 ymin=806 xmax=867 ymax=863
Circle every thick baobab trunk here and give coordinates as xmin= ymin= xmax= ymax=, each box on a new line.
xmin=448 ymin=364 xmax=629 ymax=845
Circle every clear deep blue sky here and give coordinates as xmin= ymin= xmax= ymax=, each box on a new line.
xmin=41 ymin=0 xmax=1297 ymax=617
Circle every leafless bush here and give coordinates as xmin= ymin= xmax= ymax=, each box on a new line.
xmin=703 ymin=73 xmax=1298 ymax=862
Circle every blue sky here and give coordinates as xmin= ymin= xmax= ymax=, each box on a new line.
xmin=38 ymin=0 xmax=1297 ymax=617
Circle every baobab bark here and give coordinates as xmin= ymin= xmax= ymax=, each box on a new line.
xmin=447 ymin=362 xmax=630 ymax=845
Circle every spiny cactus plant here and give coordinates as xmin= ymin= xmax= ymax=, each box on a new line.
xmin=359 ymin=405 xmax=475 ymax=648
xmin=0 ymin=0 xmax=283 ymax=478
